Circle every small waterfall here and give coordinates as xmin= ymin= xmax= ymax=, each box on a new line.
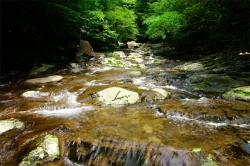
xmin=65 ymin=138 xmax=200 ymax=166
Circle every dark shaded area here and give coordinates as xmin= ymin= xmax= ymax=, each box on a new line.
xmin=1 ymin=1 xmax=82 ymax=75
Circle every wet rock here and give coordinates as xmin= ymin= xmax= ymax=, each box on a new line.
xmin=96 ymin=87 xmax=139 ymax=106
xmin=100 ymin=58 xmax=146 ymax=69
xmin=0 ymin=119 xmax=24 ymax=134
xmin=151 ymin=88 xmax=171 ymax=100
xmin=106 ymin=51 xmax=126 ymax=58
xmin=127 ymin=53 xmax=144 ymax=59
xmin=240 ymin=141 xmax=250 ymax=154
xmin=69 ymin=63 xmax=84 ymax=73
xmin=22 ymin=91 xmax=49 ymax=98
xmin=222 ymin=86 xmax=250 ymax=101
xmin=25 ymin=75 xmax=63 ymax=84
xmin=185 ymin=74 xmax=247 ymax=93
xmin=127 ymin=71 xmax=142 ymax=77
xmin=127 ymin=41 xmax=139 ymax=49
xmin=20 ymin=134 xmax=59 ymax=166
xmin=29 ymin=64 xmax=54 ymax=76
xmin=175 ymin=62 xmax=204 ymax=71
xmin=100 ymin=58 xmax=127 ymax=67
xmin=75 ymin=40 xmax=95 ymax=62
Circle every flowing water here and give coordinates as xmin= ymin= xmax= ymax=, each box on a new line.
xmin=0 ymin=48 xmax=250 ymax=166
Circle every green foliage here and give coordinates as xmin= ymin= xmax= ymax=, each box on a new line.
xmin=143 ymin=0 xmax=250 ymax=51
xmin=105 ymin=7 xmax=139 ymax=41
xmin=144 ymin=11 xmax=186 ymax=40
xmin=106 ymin=52 xmax=120 ymax=58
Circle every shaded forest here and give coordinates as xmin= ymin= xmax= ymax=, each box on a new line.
xmin=1 ymin=0 xmax=249 ymax=75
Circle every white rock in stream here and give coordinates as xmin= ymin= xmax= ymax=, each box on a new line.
xmin=22 ymin=91 xmax=49 ymax=98
xmin=20 ymin=134 xmax=59 ymax=166
xmin=151 ymin=88 xmax=171 ymax=100
xmin=0 ymin=119 xmax=24 ymax=134
xmin=25 ymin=75 xmax=63 ymax=84
xmin=96 ymin=87 xmax=139 ymax=106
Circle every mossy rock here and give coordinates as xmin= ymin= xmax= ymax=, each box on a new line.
xmin=127 ymin=71 xmax=142 ymax=77
xmin=175 ymin=62 xmax=204 ymax=71
xmin=96 ymin=87 xmax=139 ymax=106
xmin=20 ymin=134 xmax=59 ymax=166
xmin=0 ymin=119 xmax=24 ymax=134
xmin=222 ymin=86 xmax=250 ymax=101
xmin=186 ymin=74 xmax=247 ymax=93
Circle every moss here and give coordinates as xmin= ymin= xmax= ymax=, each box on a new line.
xmin=20 ymin=134 xmax=59 ymax=166
xmin=106 ymin=52 xmax=120 ymax=58
xmin=235 ymin=90 xmax=250 ymax=96
xmin=202 ymin=154 xmax=218 ymax=166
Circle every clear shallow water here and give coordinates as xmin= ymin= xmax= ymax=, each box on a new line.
xmin=0 ymin=56 xmax=250 ymax=165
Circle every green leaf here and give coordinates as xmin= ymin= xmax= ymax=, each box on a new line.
xmin=192 ymin=148 xmax=201 ymax=152
xmin=247 ymin=141 xmax=250 ymax=144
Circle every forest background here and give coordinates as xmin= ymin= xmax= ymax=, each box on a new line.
xmin=1 ymin=0 xmax=249 ymax=74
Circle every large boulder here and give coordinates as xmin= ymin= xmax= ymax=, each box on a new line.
xmin=75 ymin=40 xmax=95 ymax=62
xmin=25 ymin=75 xmax=63 ymax=84
xmin=96 ymin=87 xmax=139 ymax=106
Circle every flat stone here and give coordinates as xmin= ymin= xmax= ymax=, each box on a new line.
xmin=0 ymin=119 xmax=24 ymax=134
xmin=25 ymin=75 xmax=63 ymax=84
xmin=96 ymin=87 xmax=139 ymax=106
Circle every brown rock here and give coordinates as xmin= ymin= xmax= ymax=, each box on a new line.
xmin=75 ymin=40 xmax=95 ymax=62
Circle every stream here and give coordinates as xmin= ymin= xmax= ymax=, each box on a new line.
xmin=0 ymin=44 xmax=250 ymax=166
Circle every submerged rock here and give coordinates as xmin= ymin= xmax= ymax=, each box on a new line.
xmin=20 ymin=134 xmax=59 ymax=166
xmin=25 ymin=75 xmax=63 ymax=84
xmin=0 ymin=119 xmax=24 ymax=134
xmin=29 ymin=64 xmax=54 ymax=76
xmin=96 ymin=87 xmax=139 ymax=106
xmin=222 ymin=86 xmax=250 ymax=101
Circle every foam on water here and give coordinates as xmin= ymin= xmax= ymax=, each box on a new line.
xmin=33 ymin=106 xmax=94 ymax=117
xmin=87 ymin=66 xmax=113 ymax=75
xmin=84 ymin=80 xmax=108 ymax=86
xmin=51 ymin=90 xmax=80 ymax=106
xmin=132 ymin=77 xmax=146 ymax=85
xmin=167 ymin=114 xmax=250 ymax=128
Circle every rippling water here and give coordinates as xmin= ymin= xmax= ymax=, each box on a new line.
xmin=0 ymin=54 xmax=249 ymax=166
